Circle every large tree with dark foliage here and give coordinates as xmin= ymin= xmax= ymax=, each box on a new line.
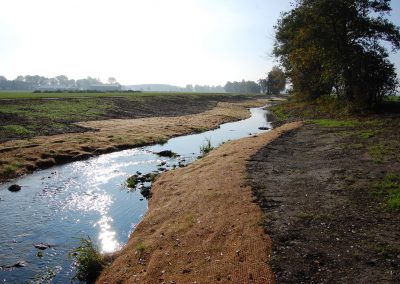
xmin=274 ymin=0 xmax=400 ymax=110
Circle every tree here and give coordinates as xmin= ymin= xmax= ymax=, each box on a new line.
xmin=224 ymin=80 xmax=260 ymax=93
xmin=274 ymin=0 xmax=400 ymax=109
xmin=258 ymin=79 xmax=268 ymax=94
xmin=185 ymin=84 xmax=193 ymax=92
xmin=56 ymin=75 xmax=69 ymax=86
xmin=108 ymin=77 xmax=117 ymax=84
xmin=266 ymin=67 xmax=286 ymax=95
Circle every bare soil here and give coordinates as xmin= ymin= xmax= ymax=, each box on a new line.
xmin=97 ymin=122 xmax=302 ymax=284
xmin=247 ymin=118 xmax=400 ymax=283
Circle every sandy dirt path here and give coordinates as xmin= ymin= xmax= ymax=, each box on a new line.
xmin=0 ymin=101 xmax=264 ymax=183
xmin=97 ymin=122 xmax=302 ymax=283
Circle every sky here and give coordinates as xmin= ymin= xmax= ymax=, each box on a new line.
xmin=0 ymin=0 xmax=399 ymax=86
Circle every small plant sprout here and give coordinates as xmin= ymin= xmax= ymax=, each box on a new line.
xmin=200 ymin=137 xmax=214 ymax=156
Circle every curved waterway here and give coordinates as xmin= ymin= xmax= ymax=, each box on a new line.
xmin=0 ymin=107 xmax=271 ymax=283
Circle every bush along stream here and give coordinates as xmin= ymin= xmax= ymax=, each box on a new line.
xmin=0 ymin=106 xmax=271 ymax=283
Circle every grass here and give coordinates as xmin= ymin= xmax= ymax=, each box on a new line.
xmin=0 ymin=98 xmax=114 ymax=121
xmin=0 ymin=91 xmax=261 ymax=100
xmin=0 ymin=124 xmax=32 ymax=135
xmin=374 ymin=173 xmax=400 ymax=210
xmin=70 ymin=237 xmax=107 ymax=283
xmin=311 ymin=119 xmax=358 ymax=127
xmin=368 ymin=144 xmax=389 ymax=163
xmin=0 ymin=91 xmax=264 ymax=141
xmin=135 ymin=239 xmax=145 ymax=258
xmin=269 ymin=104 xmax=290 ymax=122
xmin=360 ymin=130 xmax=376 ymax=139
xmin=200 ymin=138 xmax=214 ymax=156
xmin=3 ymin=162 xmax=22 ymax=175
xmin=126 ymin=175 xmax=138 ymax=188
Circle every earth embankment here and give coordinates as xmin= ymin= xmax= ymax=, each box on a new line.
xmin=97 ymin=122 xmax=302 ymax=283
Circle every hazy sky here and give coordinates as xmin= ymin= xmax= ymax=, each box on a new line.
xmin=1 ymin=0 xmax=399 ymax=86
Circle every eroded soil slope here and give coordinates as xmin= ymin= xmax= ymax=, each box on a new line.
xmin=248 ymin=119 xmax=400 ymax=283
xmin=97 ymin=122 xmax=302 ymax=284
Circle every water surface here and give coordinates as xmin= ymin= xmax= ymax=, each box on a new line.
xmin=0 ymin=107 xmax=271 ymax=283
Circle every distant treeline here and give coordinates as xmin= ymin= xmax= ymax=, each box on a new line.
xmin=184 ymin=84 xmax=225 ymax=93
xmin=0 ymin=75 xmax=121 ymax=91
xmin=224 ymin=80 xmax=261 ymax=94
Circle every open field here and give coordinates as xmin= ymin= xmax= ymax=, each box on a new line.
xmin=0 ymin=91 xmax=251 ymax=99
xmin=0 ymin=92 xmax=263 ymax=142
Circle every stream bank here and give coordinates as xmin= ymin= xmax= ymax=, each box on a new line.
xmin=0 ymin=104 xmax=275 ymax=283
xmin=0 ymin=100 xmax=266 ymax=183
xmin=97 ymin=122 xmax=302 ymax=283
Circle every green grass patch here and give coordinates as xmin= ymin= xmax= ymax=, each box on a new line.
xmin=360 ymin=130 xmax=376 ymax=139
xmin=374 ymin=173 xmax=400 ymax=210
xmin=269 ymin=104 xmax=290 ymax=122
xmin=368 ymin=144 xmax=389 ymax=163
xmin=3 ymin=162 xmax=22 ymax=175
xmin=0 ymin=98 xmax=114 ymax=121
xmin=70 ymin=237 xmax=107 ymax=283
xmin=312 ymin=119 xmax=358 ymax=128
xmin=1 ymin=125 xmax=32 ymax=135
xmin=135 ymin=239 xmax=145 ymax=258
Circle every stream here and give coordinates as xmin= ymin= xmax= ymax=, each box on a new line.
xmin=0 ymin=106 xmax=271 ymax=283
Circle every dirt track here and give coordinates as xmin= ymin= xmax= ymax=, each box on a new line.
xmin=248 ymin=121 xmax=400 ymax=283
xmin=97 ymin=122 xmax=303 ymax=283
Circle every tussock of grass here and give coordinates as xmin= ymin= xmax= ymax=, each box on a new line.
xmin=70 ymin=237 xmax=107 ymax=283
xmin=135 ymin=239 xmax=145 ymax=258
xmin=126 ymin=175 xmax=138 ymax=188
xmin=200 ymin=138 xmax=214 ymax=156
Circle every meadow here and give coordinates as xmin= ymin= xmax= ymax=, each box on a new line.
xmin=0 ymin=91 xmax=262 ymax=141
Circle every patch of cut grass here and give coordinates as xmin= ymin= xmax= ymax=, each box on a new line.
xmin=312 ymin=119 xmax=358 ymax=128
